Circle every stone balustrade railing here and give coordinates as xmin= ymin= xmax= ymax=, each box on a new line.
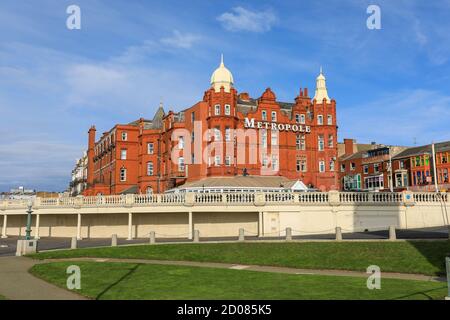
xmin=0 ymin=191 xmax=448 ymax=210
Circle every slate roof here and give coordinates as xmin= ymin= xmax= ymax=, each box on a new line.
xmin=393 ymin=141 xmax=450 ymax=159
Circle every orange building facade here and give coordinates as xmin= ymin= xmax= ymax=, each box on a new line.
xmin=84 ymin=58 xmax=338 ymax=195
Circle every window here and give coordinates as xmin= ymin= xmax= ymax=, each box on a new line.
xmin=350 ymin=162 xmax=356 ymax=171
xmin=300 ymin=114 xmax=305 ymax=124
xmin=399 ymin=160 xmax=404 ymax=169
xmin=295 ymin=135 xmax=306 ymax=151
xmin=296 ymin=159 xmax=307 ymax=172
xmin=191 ymin=131 xmax=195 ymax=143
xmin=214 ymin=155 xmax=221 ymax=166
xmin=178 ymin=136 xmax=184 ymax=150
xmin=327 ymin=115 xmax=333 ymax=125
xmin=319 ymin=160 xmax=325 ymax=173
xmin=374 ymin=163 xmax=380 ymax=173
xmin=214 ymin=104 xmax=220 ymax=115
xmin=120 ymin=149 xmax=127 ymax=160
xmin=147 ymin=162 xmax=154 ymax=176
xmin=329 ymin=160 xmax=335 ymax=171
xmin=328 ymin=135 xmax=334 ymax=148
xmin=296 ymin=135 xmax=301 ymax=150
xmin=146 ymin=187 xmax=153 ymax=194
xmin=261 ymin=129 xmax=267 ymax=148
xmin=147 ymin=143 xmax=154 ymax=154
xmin=271 ymin=111 xmax=277 ymax=121
xmin=295 ymin=114 xmax=301 ymax=123
xmin=341 ymin=164 xmax=346 ymax=172
xmin=120 ymin=168 xmax=127 ymax=181
xmin=121 ymin=132 xmax=127 ymax=141
xmin=363 ymin=165 xmax=369 ymax=174
xmin=317 ymin=115 xmax=323 ymax=125
xmin=225 ymin=156 xmax=231 ymax=166
xmin=262 ymin=110 xmax=267 ymax=121
xmin=191 ymin=112 xmax=195 ymax=123
xmin=214 ymin=127 xmax=221 ymax=141
xmin=225 ymin=127 xmax=231 ymax=141
xmin=178 ymin=157 xmax=185 ymax=172
xmin=191 ymin=153 xmax=195 ymax=164
xmin=271 ymin=155 xmax=278 ymax=171
xmin=225 ymin=104 xmax=231 ymax=115
xmin=262 ymin=154 xmax=268 ymax=167
xmin=318 ymin=135 xmax=324 ymax=151
xmin=271 ymin=131 xmax=278 ymax=146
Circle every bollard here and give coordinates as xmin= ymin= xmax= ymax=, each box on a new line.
xmin=335 ymin=227 xmax=342 ymax=241
xmin=194 ymin=230 xmax=200 ymax=243
xmin=389 ymin=226 xmax=397 ymax=241
xmin=111 ymin=234 xmax=117 ymax=247
xmin=149 ymin=231 xmax=155 ymax=244
xmin=239 ymin=228 xmax=245 ymax=242
xmin=71 ymin=236 xmax=77 ymax=249
xmin=286 ymin=227 xmax=292 ymax=241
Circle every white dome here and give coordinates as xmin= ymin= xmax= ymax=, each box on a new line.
xmin=210 ymin=55 xmax=234 ymax=92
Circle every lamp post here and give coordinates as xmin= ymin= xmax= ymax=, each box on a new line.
xmin=388 ymin=146 xmax=393 ymax=192
xmin=25 ymin=201 xmax=33 ymax=240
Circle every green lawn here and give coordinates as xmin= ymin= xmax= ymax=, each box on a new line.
xmin=31 ymin=241 xmax=450 ymax=276
xmin=29 ymin=261 xmax=448 ymax=300
xmin=0 ymin=295 xmax=7 ymax=300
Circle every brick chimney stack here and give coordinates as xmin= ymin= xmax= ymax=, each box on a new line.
xmin=344 ymin=138 xmax=355 ymax=156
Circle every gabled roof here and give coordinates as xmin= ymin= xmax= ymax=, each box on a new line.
xmin=393 ymin=140 xmax=450 ymax=159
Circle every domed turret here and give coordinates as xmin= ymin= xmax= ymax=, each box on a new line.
xmin=210 ymin=54 xmax=234 ymax=93
xmin=313 ymin=67 xmax=331 ymax=103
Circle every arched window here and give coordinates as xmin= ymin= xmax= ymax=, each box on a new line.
xmin=146 ymin=187 xmax=153 ymax=194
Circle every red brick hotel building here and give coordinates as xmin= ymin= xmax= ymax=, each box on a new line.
xmin=84 ymin=57 xmax=338 ymax=195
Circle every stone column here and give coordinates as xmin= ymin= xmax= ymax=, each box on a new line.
xmin=335 ymin=227 xmax=342 ymax=241
xmin=76 ymin=213 xmax=82 ymax=240
xmin=258 ymin=211 xmax=263 ymax=237
xmin=149 ymin=231 xmax=155 ymax=244
xmin=286 ymin=227 xmax=292 ymax=241
xmin=239 ymin=228 xmax=245 ymax=241
xmin=193 ymin=230 xmax=200 ymax=243
xmin=188 ymin=211 xmax=193 ymax=240
xmin=71 ymin=237 xmax=77 ymax=249
xmin=35 ymin=214 xmax=40 ymax=239
xmin=1 ymin=214 xmax=7 ymax=239
xmin=111 ymin=234 xmax=118 ymax=247
xmin=127 ymin=212 xmax=133 ymax=240
xmin=389 ymin=225 xmax=397 ymax=241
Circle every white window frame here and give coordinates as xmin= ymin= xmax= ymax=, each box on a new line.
xmin=147 ymin=143 xmax=154 ymax=155
xmin=120 ymin=168 xmax=127 ymax=182
xmin=121 ymin=132 xmax=127 ymax=141
xmin=225 ymin=155 xmax=231 ymax=166
xmin=319 ymin=160 xmax=325 ymax=173
xmin=327 ymin=115 xmax=333 ymax=125
xmin=178 ymin=157 xmax=185 ymax=172
xmin=214 ymin=104 xmax=220 ymax=116
xmin=317 ymin=115 xmax=323 ymax=125
xmin=224 ymin=104 xmax=231 ymax=116
xmin=271 ymin=111 xmax=277 ymax=121
xmin=147 ymin=162 xmax=154 ymax=176
xmin=261 ymin=110 xmax=267 ymax=121
xmin=120 ymin=149 xmax=127 ymax=160
xmin=318 ymin=135 xmax=324 ymax=151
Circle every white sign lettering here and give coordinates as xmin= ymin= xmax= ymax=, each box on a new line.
xmin=244 ymin=118 xmax=311 ymax=133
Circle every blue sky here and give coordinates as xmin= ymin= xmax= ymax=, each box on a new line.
xmin=1 ymin=0 xmax=450 ymax=192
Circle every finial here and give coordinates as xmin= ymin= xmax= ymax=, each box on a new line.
xmin=220 ymin=53 xmax=224 ymax=67
xmin=159 ymin=97 xmax=163 ymax=108
xmin=320 ymin=66 xmax=323 ymax=74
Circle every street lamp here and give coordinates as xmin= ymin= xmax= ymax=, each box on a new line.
xmin=25 ymin=200 xmax=33 ymax=240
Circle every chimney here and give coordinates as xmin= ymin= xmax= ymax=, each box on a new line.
xmin=87 ymin=126 xmax=96 ymax=186
xmin=344 ymin=138 xmax=355 ymax=156
xmin=238 ymin=92 xmax=250 ymax=101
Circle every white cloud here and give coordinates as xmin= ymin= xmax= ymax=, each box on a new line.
xmin=160 ymin=30 xmax=201 ymax=49
xmin=217 ymin=7 xmax=277 ymax=33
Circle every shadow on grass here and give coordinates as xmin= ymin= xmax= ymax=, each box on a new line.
xmin=95 ymin=263 xmax=141 ymax=300
xmin=390 ymin=285 xmax=447 ymax=300
xmin=407 ymin=240 xmax=450 ymax=276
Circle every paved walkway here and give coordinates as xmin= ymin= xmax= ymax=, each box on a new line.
xmin=0 ymin=256 xmax=87 ymax=300
xmin=42 ymin=257 xmax=446 ymax=282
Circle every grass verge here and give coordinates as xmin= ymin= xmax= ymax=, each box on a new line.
xmin=30 ymin=241 xmax=450 ymax=276
xmin=29 ymin=261 xmax=448 ymax=300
